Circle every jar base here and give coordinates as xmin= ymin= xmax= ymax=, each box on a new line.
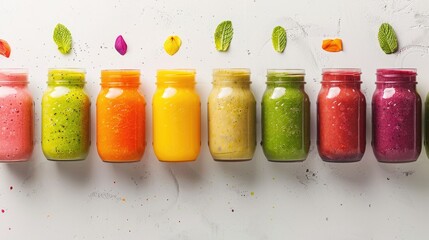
xmin=158 ymin=159 xmax=197 ymax=163
xmin=102 ymin=159 xmax=141 ymax=163
xmin=214 ymin=158 xmax=252 ymax=162
xmin=0 ymin=159 xmax=29 ymax=163
xmin=268 ymin=159 xmax=305 ymax=162
xmin=46 ymin=158 xmax=86 ymax=161
xmin=377 ymin=159 xmax=418 ymax=163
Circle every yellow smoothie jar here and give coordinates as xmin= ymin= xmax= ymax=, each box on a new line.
xmin=208 ymin=69 xmax=256 ymax=161
xmin=152 ymin=69 xmax=201 ymax=162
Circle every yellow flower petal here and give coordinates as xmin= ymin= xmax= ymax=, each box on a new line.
xmin=164 ymin=35 xmax=182 ymax=56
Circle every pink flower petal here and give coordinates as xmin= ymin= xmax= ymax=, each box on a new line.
xmin=115 ymin=35 xmax=127 ymax=55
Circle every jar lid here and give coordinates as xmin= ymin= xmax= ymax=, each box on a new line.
xmin=267 ymin=69 xmax=305 ymax=82
xmin=101 ymin=69 xmax=140 ymax=83
xmin=322 ymin=68 xmax=361 ymax=82
xmin=0 ymin=68 xmax=28 ymax=83
xmin=157 ymin=69 xmax=196 ymax=84
xmin=376 ymin=68 xmax=417 ymax=82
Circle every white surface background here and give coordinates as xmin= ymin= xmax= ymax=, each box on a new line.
xmin=1 ymin=0 xmax=429 ymax=239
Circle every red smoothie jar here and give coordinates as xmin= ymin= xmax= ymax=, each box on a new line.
xmin=372 ymin=69 xmax=421 ymax=163
xmin=317 ymin=68 xmax=366 ymax=162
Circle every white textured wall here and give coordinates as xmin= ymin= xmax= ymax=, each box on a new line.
xmin=1 ymin=0 xmax=429 ymax=239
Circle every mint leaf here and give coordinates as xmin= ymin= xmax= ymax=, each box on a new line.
xmin=378 ymin=23 xmax=398 ymax=54
xmin=53 ymin=23 xmax=72 ymax=54
xmin=272 ymin=26 xmax=287 ymax=53
xmin=214 ymin=20 xmax=233 ymax=51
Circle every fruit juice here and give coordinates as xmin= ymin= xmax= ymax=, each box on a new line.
xmin=262 ymin=69 xmax=310 ymax=161
xmin=42 ymin=69 xmax=90 ymax=160
xmin=153 ymin=69 xmax=200 ymax=162
xmin=0 ymin=69 xmax=33 ymax=162
xmin=208 ymin=69 xmax=256 ymax=161
xmin=97 ymin=70 xmax=146 ymax=162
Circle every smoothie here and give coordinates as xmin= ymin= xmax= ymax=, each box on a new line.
xmin=0 ymin=69 xmax=33 ymax=162
xmin=153 ymin=69 xmax=201 ymax=162
xmin=372 ymin=69 xmax=421 ymax=162
xmin=317 ymin=69 xmax=366 ymax=162
xmin=208 ymin=69 xmax=256 ymax=161
xmin=42 ymin=69 xmax=90 ymax=160
xmin=262 ymin=70 xmax=310 ymax=161
xmin=97 ymin=70 xmax=146 ymax=162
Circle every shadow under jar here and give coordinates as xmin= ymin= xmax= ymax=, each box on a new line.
xmin=41 ymin=69 xmax=90 ymax=161
xmin=372 ymin=68 xmax=421 ymax=163
xmin=208 ymin=69 xmax=256 ymax=161
xmin=261 ymin=69 xmax=310 ymax=162
xmin=0 ymin=69 xmax=34 ymax=162
xmin=317 ymin=68 xmax=366 ymax=162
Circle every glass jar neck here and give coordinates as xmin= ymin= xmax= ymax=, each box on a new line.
xmin=48 ymin=69 xmax=86 ymax=87
xmin=101 ymin=69 xmax=141 ymax=87
xmin=213 ymin=68 xmax=250 ymax=86
xmin=0 ymin=69 xmax=28 ymax=86
xmin=322 ymin=68 xmax=361 ymax=83
xmin=376 ymin=69 xmax=417 ymax=84
xmin=157 ymin=69 xmax=196 ymax=88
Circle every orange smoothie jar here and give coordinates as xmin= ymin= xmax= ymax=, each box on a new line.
xmin=153 ymin=69 xmax=201 ymax=162
xmin=96 ymin=70 xmax=146 ymax=162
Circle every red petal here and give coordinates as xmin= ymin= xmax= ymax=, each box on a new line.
xmin=0 ymin=39 xmax=11 ymax=58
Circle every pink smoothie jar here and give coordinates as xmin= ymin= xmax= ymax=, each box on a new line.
xmin=372 ymin=69 xmax=421 ymax=163
xmin=0 ymin=69 xmax=34 ymax=162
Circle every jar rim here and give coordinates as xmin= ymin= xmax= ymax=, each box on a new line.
xmin=322 ymin=68 xmax=361 ymax=75
xmin=0 ymin=68 xmax=28 ymax=83
xmin=322 ymin=68 xmax=361 ymax=82
xmin=101 ymin=69 xmax=140 ymax=84
xmin=157 ymin=69 xmax=196 ymax=84
xmin=213 ymin=68 xmax=250 ymax=76
xmin=48 ymin=68 xmax=86 ymax=84
xmin=267 ymin=69 xmax=305 ymax=75
xmin=376 ymin=68 xmax=417 ymax=77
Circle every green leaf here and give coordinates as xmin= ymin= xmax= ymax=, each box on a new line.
xmin=214 ymin=20 xmax=233 ymax=52
xmin=272 ymin=26 xmax=287 ymax=53
xmin=378 ymin=23 xmax=398 ymax=54
xmin=53 ymin=23 xmax=72 ymax=54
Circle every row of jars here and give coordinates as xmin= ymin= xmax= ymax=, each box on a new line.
xmin=0 ymin=68 xmax=424 ymax=163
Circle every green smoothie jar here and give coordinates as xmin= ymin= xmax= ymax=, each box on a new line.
xmin=42 ymin=69 xmax=90 ymax=161
xmin=261 ymin=69 xmax=310 ymax=162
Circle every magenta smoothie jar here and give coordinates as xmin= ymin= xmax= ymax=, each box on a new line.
xmin=372 ymin=69 xmax=421 ymax=163
xmin=0 ymin=69 xmax=34 ymax=162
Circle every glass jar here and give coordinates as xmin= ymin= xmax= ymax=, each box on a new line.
xmin=96 ymin=70 xmax=146 ymax=162
xmin=153 ymin=69 xmax=201 ymax=162
xmin=41 ymin=69 xmax=90 ymax=161
xmin=372 ymin=68 xmax=421 ymax=163
xmin=0 ymin=69 xmax=34 ymax=162
xmin=317 ymin=68 xmax=366 ymax=162
xmin=208 ymin=69 xmax=256 ymax=161
xmin=262 ymin=69 xmax=310 ymax=162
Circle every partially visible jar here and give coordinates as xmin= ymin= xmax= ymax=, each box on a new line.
xmin=262 ymin=69 xmax=310 ymax=162
xmin=41 ymin=69 xmax=90 ymax=161
xmin=317 ymin=68 xmax=366 ymax=162
xmin=208 ymin=69 xmax=256 ymax=161
xmin=0 ymin=69 xmax=34 ymax=162
xmin=153 ymin=69 xmax=201 ymax=162
xmin=97 ymin=70 xmax=146 ymax=162
xmin=373 ymin=68 xmax=421 ymax=163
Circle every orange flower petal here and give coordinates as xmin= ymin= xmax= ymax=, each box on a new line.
xmin=322 ymin=38 xmax=343 ymax=52
xmin=0 ymin=39 xmax=11 ymax=58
